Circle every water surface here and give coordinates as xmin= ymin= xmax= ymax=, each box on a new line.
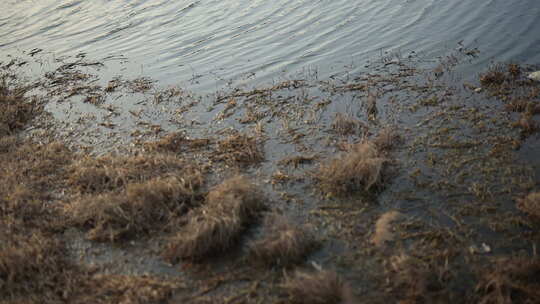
xmin=2 ymin=0 xmax=539 ymax=90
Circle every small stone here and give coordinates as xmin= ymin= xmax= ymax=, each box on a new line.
xmin=474 ymin=87 xmax=483 ymax=93
xmin=528 ymin=71 xmax=540 ymax=81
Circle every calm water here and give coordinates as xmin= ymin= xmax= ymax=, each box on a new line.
xmin=1 ymin=0 xmax=540 ymax=91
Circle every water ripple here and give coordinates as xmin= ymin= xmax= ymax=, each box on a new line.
xmin=1 ymin=0 xmax=539 ymax=90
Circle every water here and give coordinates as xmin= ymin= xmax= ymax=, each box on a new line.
xmin=2 ymin=0 xmax=540 ymax=91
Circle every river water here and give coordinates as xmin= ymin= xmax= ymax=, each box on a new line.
xmin=1 ymin=0 xmax=540 ymax=91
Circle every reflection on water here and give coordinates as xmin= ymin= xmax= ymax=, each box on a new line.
xmin=1 ymin=0 xmax=540 ymax=91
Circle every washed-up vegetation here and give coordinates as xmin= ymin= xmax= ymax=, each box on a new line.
xmin=315 ymin=141 xmax=387 ymax=197
xmin=476 ymin=257 xmax=540 ymax=304
xmin=517 ymin=192 xmax=540 ymax=219
xmin=66 ymin=175 xmax=204 ymax=241
xmin=282 ymin=270 xmax=355 ymax=304
xmin=248 ymin=213 xmax=318 ymax=267
xmin=164 ymin=176 xmax=265 ymax=262
xmin=1 ymin=48 xmax=539 ymax=303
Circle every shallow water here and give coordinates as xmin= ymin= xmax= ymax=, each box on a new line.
xmin=2 ymin=0 xmax=540 ymax=91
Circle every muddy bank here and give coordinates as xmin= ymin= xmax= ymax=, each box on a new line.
xmin=1 ymin=47 xmax=539 ymax=303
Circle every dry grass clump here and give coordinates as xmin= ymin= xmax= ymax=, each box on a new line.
xmin=282 ymin=270 xmax=355 ymax=304
xmin=248 ymin=213 xmax=318 ymax=267
xmin=0 ymin=77 xmax=41 ymax=136
xmin=480 ymin=66 xmax=507 ymax=87
xmin=371 ymin=210 xmax=402 ymax=247
xmin=212 ymin=132 xmax=264 ymax=166
xmin=373 ymin=127 xmax=400 ymax=151
xmin=164 ymin=176 xmax=264 ymax=262
xmin=0 ymin=140 xmax=74 ymax=230
xmin=66 ymin=175 xmax=204 ymax=241
xmin=0 ymin=232 xmax=80 ymax=302
xmin=75 ymin=274 xmax=180 ymax=304
xmin=512 ymin=113 xmax=538 ymax=137
xmin=331 ymin=113 xmax=364 ymax=136
xmin=0 ymin=230 xmax=181 ymax=303
xmin=517 ymin=192 xmax=540 ymax=218
xmin=315 ymin=141 xmax=386 ymax=197
xmin=476 ymin=257 xmax=540 ymax=304
xmin=144 ymin=132 xmax=211 ymax=153
xmin=68 ymin=153 xmax=197 ymax=194
xmin=387 ymin=253 xmax=448 ymax=303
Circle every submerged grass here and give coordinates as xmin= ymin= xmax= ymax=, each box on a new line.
xmin=248 ymin=213 xmax=318 ymax=267
xmin=164 ymin=175 xmax=265 ymax=262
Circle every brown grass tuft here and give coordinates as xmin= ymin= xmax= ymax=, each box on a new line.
xmin=480 ymin=66 xmax=507 ymax=87
xmin=248 ymin=213 xmax=318 ymax=267
xmin=66 ymin=175 xmax=203 ymax=241
xmin=508 ymin=63 xmax=521 ymax=78
xmin=164 ymin=176 xmax=264 ymax=262
xmin=282 ymin=270 xmax=355 ymax=304
xmin=0 ymin=140 xmax=74 ymax=230
xmin=68 ymin=153 xmax=195 ymax=194
xmin=373 ymin=127 xmax=400 ymax=151
xmin=512 ymin=113 xmax=538 ymax=137
xmin=387 ymin=253 xmax=447 ymax=303
xmin=144 ymin=132 xmax=211 ymax=153
xmin=76 ymin=274 xmax=181 ymax=304
xmin=315 ymin=141 xmax=386 ymax=197
xmin=212 ymin=132 xmax=264 ymax=166
xmin=371 ymin=210 xmax=402 ymax=247
xmin=331 ymin=113 xmax=364 ymax=136
xmin=517 ymin=192 xmax=540 ymax=218
xmin=0 ymin=232 xmax=79 ymax=302
xmin=0 ymin=77 xmax=41 ymax=136
xmin=476 ymin=257 xmax=540 ymax=304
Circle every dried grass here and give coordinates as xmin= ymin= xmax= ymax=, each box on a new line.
xmin=476 ymin=257 xmax=540 ymax=304
xmin=164 ymin=176 xmax=264 ymax=262
xmin=212 ymin=132 xmax=264 ymax=166
xmin=371 ymin=211 xmax=402 ymax=247
xmin=373 ymin=127 xmax=400 ymax=151
xmin=480 ymin=66 xmax=507 ymax=87
xmin=517 ymin=192 xmax=540 ymax=218
xmin=331 ymin=113 xmax=364 ymax=136
xmin=74 ymin=274 xmax=181 ymax=304
xmin=0 ymin=141 xmax=74 ymax=230
xmin=66 ymin=175 xmax=203 ymax=241
xmin=248 ymin=213 xmax=317 ymax=267
xmin=0 ymin=77 xmax=41 ymax=136
xmin=315 ymin=141 xmax=386 ymax=197
xmin=68 ymin=153 xmax=196 ymax=194
xmin=387 ymin=253 xmax=447 ymax=303
xmin=0 ymin=232 xmax=80 ymax=303
xmin=282 ymin=270 xmax=355 ymax=304
xmin=144 ymin=132 xmax=211 ymax=153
